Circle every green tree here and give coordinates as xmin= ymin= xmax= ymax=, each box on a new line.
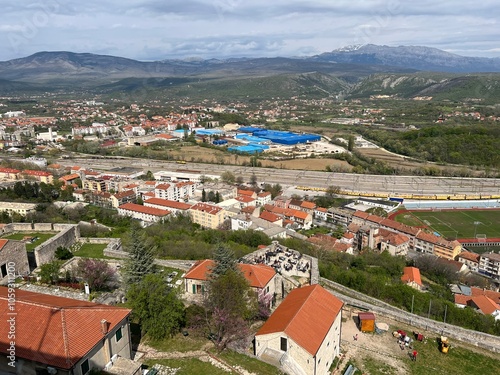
xmin=77 ymin=258 xmax=116 ymax=291
xmin=221 ymin=171 xmax=236 ymax=184
xmin=348 ymin=135 xmax=355 ymax=151
xmin=123 ymin=224 xmax=156 ymax=286
xmin=39 ymin=260 xmax=62 ymax=284
xmin=55 ymin=246 xmax=73 ymax=260
xmin=250 ymin=173 xmax=257 ymax=186
xmin=127 ymin=273 xmax=185 ymax=340
xmin=201 ymin=189 xmax=207 ymax=202
xmin=210 ymin=244 xmax=238 ymax=277
xmin=205 ymin=244 xmax=253 ymax=351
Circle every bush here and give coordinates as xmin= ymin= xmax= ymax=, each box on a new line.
xmin=55 ymin=246 xmax=73 ymax=260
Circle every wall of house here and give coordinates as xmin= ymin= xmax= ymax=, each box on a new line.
xmin=0 ymin=357 xmax=70 ymax=375
xmin=34 ymin=225 xmax=80 ymax=267
xmin=0 ymin=241 xmax=29 ymax=281
xmin=184 ymin=278 xmax=206 ymax=294
xmin=314 ymin=312 xmax=342 ymax=375
xmin=74 ymin=317 xmax=131 ymax=375
xmin=255 ymin=332 xmax=313 ymax=375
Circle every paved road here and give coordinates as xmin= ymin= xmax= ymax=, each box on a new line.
xmin=63 ymin=156 xmax=500 ymax=196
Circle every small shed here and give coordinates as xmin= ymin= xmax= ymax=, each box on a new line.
xmin=358 ymin=312 xmax=376 ymax=332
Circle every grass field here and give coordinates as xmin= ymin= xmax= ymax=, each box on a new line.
xmin=2 ymin=232 xmax=56 ymax=251
xmin=72 ymin=243 xmax=108 ymax=258
xmin=395 ymin=209 xmax=500 ymax=241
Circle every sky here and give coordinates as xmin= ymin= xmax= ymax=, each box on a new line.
xmin=0 ymin=0 xmax=499 ymax=61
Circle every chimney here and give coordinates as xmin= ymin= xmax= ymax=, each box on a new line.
xmin=101 ymin=319 xmax=109 ymax=335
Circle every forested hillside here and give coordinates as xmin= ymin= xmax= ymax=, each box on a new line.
xmin=360 ymin=125 xmax=500 ymax=168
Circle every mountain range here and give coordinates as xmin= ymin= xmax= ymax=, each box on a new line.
xmin=0 ymin=44 xmax=499 ymax=100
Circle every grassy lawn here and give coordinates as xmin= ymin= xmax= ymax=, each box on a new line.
xmin=405 ymin=338 xmax=499 ymax=375
xmin=147 ymin=332 xmax=209 ymax=353
xmin=394 ymin=209 xmax=500 ymax=240
xmin=73 ymin=243 xmax=108 ymax=258
xmin=217 ymin=350 xmax=283 ymax=375
xmin=3 ymin=232 xmax=56 ymax=251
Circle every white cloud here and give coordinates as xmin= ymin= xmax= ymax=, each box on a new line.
xmin=0 ymin=0 xmax=497 ymax=60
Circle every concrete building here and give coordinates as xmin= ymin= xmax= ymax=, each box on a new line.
xmin=255 ymin=284 xmax=343 ymax=375
xmin=117 ymin=203 xmax=170 ymax=223
xmin=0 ymin=168 xmax=20 ymax=181
xmin=479 ymin=252 xmax=500 ymax=282
xmin=144 ymin=198 xmax=192 ymax=216
xmin=0 ymin=287 xmax=133 ymax=375
xmin=457 ymin=251 xmax=480 ymax=272
xmin=0 ymin=202 xmax=37 ymax=217
xmin=189 ymin=203 xmax=226 ymax=229
xmin=21 ymin=170 xmax=54 ymax=184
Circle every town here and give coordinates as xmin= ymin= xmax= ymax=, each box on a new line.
xmin=0 ymin=93 xmax=499 ymax=375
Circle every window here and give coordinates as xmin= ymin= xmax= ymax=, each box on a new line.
xmin=81 ymin=359 xmax=90 ymax=375
xmin=116 ymin=327 xmax=123 ymax=342
xmin=280 ymin=337 xmax=287 ymax=352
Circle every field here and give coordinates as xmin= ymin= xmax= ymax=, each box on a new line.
xmin=165 ymin=145 xmax=351 ymax=171
xmin=394 ymin=209 xmax=500 ymax=241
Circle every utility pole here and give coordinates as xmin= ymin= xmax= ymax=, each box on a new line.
xmin=411 ymin=295 xmax=414 ymax=314
xmin=428 ymin=300 xmax=432 ymax=319
xmin=444 ymin=304 xmax=448 ymax=324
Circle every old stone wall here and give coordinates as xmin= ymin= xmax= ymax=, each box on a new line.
xmin=0 ymin=240 xmax=29 ymax=282
xmin=34 ymin=225 xmax=80 ymax=266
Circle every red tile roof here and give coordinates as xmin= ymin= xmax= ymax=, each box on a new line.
xmin=184 ymin=260 xmax=275 ymax=288
xmin=0 ymin=167 xmax=20 ymax=173
xmin=401 ymin=267 xmax=422 ymax=286
xmin=300 ymin=201 xmax=316 ymax=209
xmin=113 ymin=190 xmax=136 ymax=199
xmin=190 ymin=202 xmax=223 ymax=215
xmin=236 ymin=195 xmax=255 ymax=203
xmin=238 ymin=189 xmax=256 ymax=197
xmin=145 ymin=198 xmax=192 ymax=210
xmin=118 ymin=203 xmax=170 ymax=216
xmin=260 ymin=211 xmax=281 ymax=223
xmin=256 ymin=284 xmax=343 ymax=356
xmin=470 ymin=287 xmax=500 ymax=305
xmin=59 ymin=173 xmax=80 ymax=181
xmin=0 ymin=287 xmax=130 ymax=370
xmin=22 ymin=170 xmax=52 ymax=177
xmin=457 ymin=251 xmax=480 ymax=263
xmin=0 ymin=239 xmax=8 ymax=251
xmin=469 ymin=295 xmax=500 ymax=315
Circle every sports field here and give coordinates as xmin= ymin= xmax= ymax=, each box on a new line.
xmin=394 ymin=209 xmax=500 ymax=240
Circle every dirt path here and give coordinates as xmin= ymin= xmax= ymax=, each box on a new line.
xmin=137 ymin=342 xmax=258 ymax=375
xmin=335 ymin=313 xmax=411 ymax=375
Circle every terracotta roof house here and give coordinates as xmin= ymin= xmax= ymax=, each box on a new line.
xmin=468 ymin=295 xmax=500 ymax=318
xmin=401 ymin=267 xmax=423 ymax=290
xmin=184 ymin=260 xmax=277 ymax=298
xmin=457 ymin=251 xmax=480 ymax=272
xmin=255 ymin=284 xmax=343 ymax=375
xmin=0 ymin=287 xmax=133 ymax=375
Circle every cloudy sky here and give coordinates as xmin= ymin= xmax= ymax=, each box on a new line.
xmin=1 ymin=0 xmax=498 ymax=61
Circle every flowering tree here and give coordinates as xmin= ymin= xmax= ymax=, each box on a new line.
xmin=77 ymin=258 xmax=116 ymax=291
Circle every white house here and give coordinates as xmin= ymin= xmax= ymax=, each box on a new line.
xmin=255 ymin=284 xmax=343 ymax=375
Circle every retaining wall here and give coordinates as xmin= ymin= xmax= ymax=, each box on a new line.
xmin=34 ymin=225 xmax=80 ymax=266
